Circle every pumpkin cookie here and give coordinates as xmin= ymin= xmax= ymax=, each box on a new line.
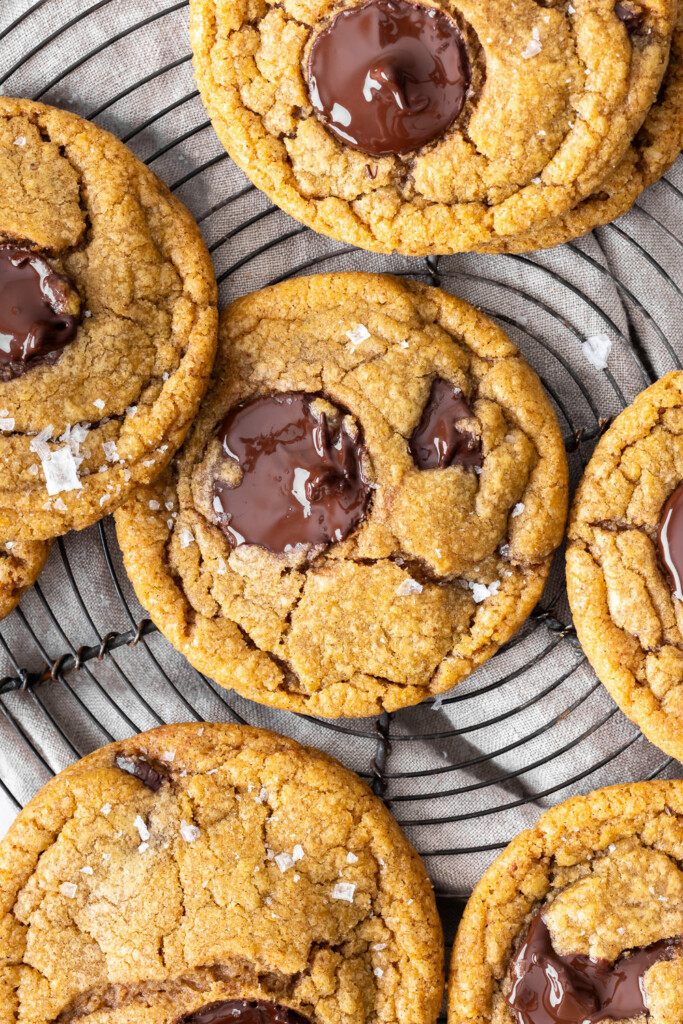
xmin=449 ymin=781 xmax=683 ymax=1024
xmin=567 ymin=372 xmax=683 ymax=761
xmin=0 ymin=97 xmax=218 ymax=542
xmin=0 ymin=539 xmax=51 ymax=622
xmin=189 ymin=0 xmax=677 ymax=255
xmin=0 ymin=722 xmax=443 ymax=1024
xmin=115 ymin=272 xmax=568 ymax=718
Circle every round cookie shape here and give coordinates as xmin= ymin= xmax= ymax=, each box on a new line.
xmin=0 ymin=538 xmax=52 ymax=622
xmin=189 ymin=0 xmax=676 ymax=255
xmin=0 ymin=722 xmax=444 ymax=1024
xmin=114 ymin=273 xmax=568 ymax=718
xmin=566 ymin=372 xmax=683 ymax=762
xmin=0 ymin=98 xmax=218 ymax=542
xmin=448 ymin=781 xmax=683 ymax=1024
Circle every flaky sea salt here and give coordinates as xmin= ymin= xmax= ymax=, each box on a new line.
xmin=179 ymin=528 xmax=194 ymax=549
xmin=180 ymin=820 xmax=200 ymax=843
xmin=275 ymin=851 xmax=295 ymax=872
xmin=347 ymin=851 xmax=358 ymax=863
xmin=397 ymin=578 xmax=423 ymax=597
xmin=149 ymin=500 xmax=160 ymax=510
xmin=346 ymin=324 xmax=371 ymax=348
xmin=0 ymin=417 xmax=14 ymax=432
xmin=162 ymin=749 xmax=176 ymax=762
xmin=80 ymin=866 xmax=93 ymax=875
xmin=522 ymin=28 xmax=542 ymax=58
xmin=374 ymin=967 xmax=384 ymax=978
xmin=582 ymin=333 xmax=612 ymax=370
xmin=60 ymin=882 xmax=77 ymax=898
xmin=373 ymin=943 xmax=387 ymax=950
xmin=93 ymin=398 xmax=105 ymax=410
xmin=101 ymin=803 xmax=111 ymax=815
xmin=13 ymin=136 xmax=26 ymax=146
xmin=41 ymin=446 xmax=83 ymax=496
xmin=139 ymin=842 xmax=149 ymax=853
xmin=134 ymin=816 xmax=150 ymax=842
xmin=512 ymin=502 xmax=525 ymax=518
xmin=102 ymin=440 xmax=119 ymax=463
xmin=126 ymin=405 xmax=137 ymax=417
xmin=332 ymin=881 xmax=356 ymax=902
xmin=469 ymin=580 xmax=501 ymax=603
xmin=293 ymin=844 xmax=304 ymax=862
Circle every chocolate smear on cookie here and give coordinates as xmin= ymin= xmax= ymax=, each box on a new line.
xmin=307 ymin=0 xmax=470 ymax=155
xmin=179 ymin=1001 xmax=310 ymax=1024
xmin=657 ymin=482 xmax=683 ymax=601
xmin=409 ymin=378 xmax=482 ymax=470
xmin=116 ymin=755 xmax=167 ymax=792
xmin=0 ymin=245 xmax=79 ymax=381
xmin=507 ymin=911 xmax=680 ymax=1024
xmin=212 ymin=392 xmax=371 ymax=554
xmin=614 ymin=1 xmax=645 ymax=31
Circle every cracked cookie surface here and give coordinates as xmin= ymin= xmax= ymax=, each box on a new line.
xmin=0 ymin=539 xmax=51 ymax=622
xmin=114 ymin=273 xmax=568 ymax=718
xmin=567 ymin=372 xmax=683 ymax=761
xmin=448 ymin=781 xmax=683 ymax=1024
xmin=189 ymin=0 xmax=676 ymax=255
xmin=0 ymin=97 xmax=218 ymax=542
xmin=0 ymin=722 xmax=443 ymax=1024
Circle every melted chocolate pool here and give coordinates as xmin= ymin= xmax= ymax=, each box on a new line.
xmin=409 ymin=378 xmax=482 ymax=470
xmin=658 ymin=482 xmax=683 ymax=601
xmin=178 ymin=1001 xmax=310 ymax=1024
xmin=307 ymin=0 xmax=470 ymax=155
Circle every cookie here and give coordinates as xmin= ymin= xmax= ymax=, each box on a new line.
xmin=0 ymin=539 xmax=51 ymax=622
xmin=566 ymin=372 xmax=683 ymax=761
xmin=115 ymin=272 xmax=568 ymax=718
xmin=0 ymin=722 xmax=444 ymax=1024
xmin=448 ymin=781 xmax=683 ymax=1024
xmin=189 ymin=0 xmax=676 ymax=255
xmin=473 ymin=6 xmax=683 ymax=254
xmin=0 ymin=97 xmax=218 ymax=542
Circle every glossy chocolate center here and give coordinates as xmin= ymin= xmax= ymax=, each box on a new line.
xmin=409 ymin=378 xmax=482 ymax=470
xmin=658 ymin=482 xmax=683 ymax=601
xmin=212 ymin=392 xmax=371 ymax=554
xmin=179 ymin=1001 xmax=310 ymax=1024
xmin=307 ymin=0 xmax=470 ymax=156
xmin=615 ymin=1 xmax=645 ymax=31
xmin=507 ymin=911 xmax=680 ymax=1024
xmin=0 ymin=246 xmax=78 ymax=380
xmin=116 ymin=755 xmax=167 ymax=792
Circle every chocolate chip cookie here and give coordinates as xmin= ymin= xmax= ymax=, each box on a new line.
xmin=0 ymin=722 xmax=444 ymax=1024
xmin=115 ymin=272 xmax=568 ymax=718
xmin=189 ymin=0 xmax=677 ymax=255
xmin=567 ymin=372 xmax=683 ymax=761
xmin=0 ymin=97 xmax=218 ymax=542
xmin=0 ymin=539 xmax=51 ymax=622
xmin=449 ymin=781 xmax=683 ymax=1024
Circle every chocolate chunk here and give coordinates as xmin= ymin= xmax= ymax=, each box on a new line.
xmin=0 ymin=246 xmax=79 ymax=381
xmin=179 ymin=1001 xmax=310 ymax=1024
xmin=658 ymin=482 xmax=683 ymax=601
xmin=307 ymin=0 xmax=470 ymax=156
xmin=614 ymin=2 xmax=645 ymax=31
xmin=212 ymin=392 xmax=371 ymax=555
xmin=115 ymin=755 xmax=167 ymax=792
xmin=507 ymin=911 xmax=680 ymax=1024
xmin=409 ymin=379 xmax=482 ymax=470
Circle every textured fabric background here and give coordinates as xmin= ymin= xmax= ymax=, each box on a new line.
xmin=0 ymin=0 xmax=682 ymax=901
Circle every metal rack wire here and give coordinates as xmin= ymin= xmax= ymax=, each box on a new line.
xmin=1 ymin=0 xmax=682 ymax=935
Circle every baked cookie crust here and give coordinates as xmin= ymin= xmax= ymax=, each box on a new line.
xmin=567 ymin=372 xmax=683 ymax=761
xmin=0 ymin=98 xmax=218 ymax=542
xmin=448 ymin=781 xmax=683 ymax=1024
xmin=189 ymin=0 xmax=677 ymax=255
xmin=115 ymin=272 xmax=568 ymax=718
xmin=0 ymin=722 xmax=444 ymax=1024
xmin=0 ymin=539 xmax=51 ymax=622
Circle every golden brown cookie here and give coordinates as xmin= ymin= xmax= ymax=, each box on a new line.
xmin=189 ymin=0 xmax=677 ymax=255
xmin=474 ymin=6 xmax=683 ymax=254
xmin=449 ymin=781 xmax=683 ymax=1024
xmin=567 ymin=372 xmax=683 ymax=761
xmin=0 ymin=722 xmax=444 ymax=1024
xmin=115 ymin=272 xmax=568 ymax=718
xmin=0 ymin=97 xmax=218 ymax=542
xmin=0 ymin=539 xmax=51 ymax=622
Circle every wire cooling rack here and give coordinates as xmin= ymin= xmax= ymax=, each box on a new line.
xmin=1 ymin=0 xmax=683 ymax=941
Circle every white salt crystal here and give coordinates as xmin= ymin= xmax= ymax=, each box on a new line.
xmin=28 ymin=463 xmax=38 ymax=475
xmin=134 ymin=816 xmax=150 ymax=842
xmin=347 ymin=851 xmax=358 ymax=863
xmin=139 ymin=842 xmax=149 ymax=853
xmin=161 ymin=749 xmax=176 ymax=762
xmin=42 ymin=446 xmax=82 ymax=496
xmin=53 ymin=497 xmax=67 ymax=511
xmin=293 ymin=844 xmax=304 ymax=862
xmin=126 ymin=405 xmax=137 ymax=417
xmin=275 ymin=851 xmax=295 ymax=872
xmin=149 ymin=500 xmax=160 ymax=510
xmin=0 ymin=417 xmax=14 ymax=431
xmin=13 ymin=136 xmax=26 ymax=146
xmin=102 ymin=440 xmax=119 ymax=463
xmin=101 ymin=803 xmax=111 ymax=815
xmin=346 ymin=324 xmax=371 ymax=348
xmin=512 ymin=502 xmax=525 ymax=518
xmin=522 ymin=37 xmax=542 ymax=57
xmin=216 ymin=556 xmax=227 ymax=575
xmin=373 ymin=943 xmax=387 ymax=950
xmin=80 ymin=866 xmax=93 ymax=875
xmin=93 ymin=398 xmax=105 ymax=410
xmin=332 ymin=881 xmax=356 ymax=902
xmin=179 ymin=528 xmax=194 ymax=549
xmin=60 ymin=882 xmax=77 ymax=898
xmin=180 ymin=820 xmax=200 ymax=842
xmin=397 ymin=578 xmax=423 ymax=597
xmin=374 ymin=967 xmax=384 ymax=978
xmin=30 ymin=424 xmax=53 ymax=461
xmin=582 ymin=333 xmax=612 ymax=370
xmin=469 ymin=580 xmax=501 ymax=603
